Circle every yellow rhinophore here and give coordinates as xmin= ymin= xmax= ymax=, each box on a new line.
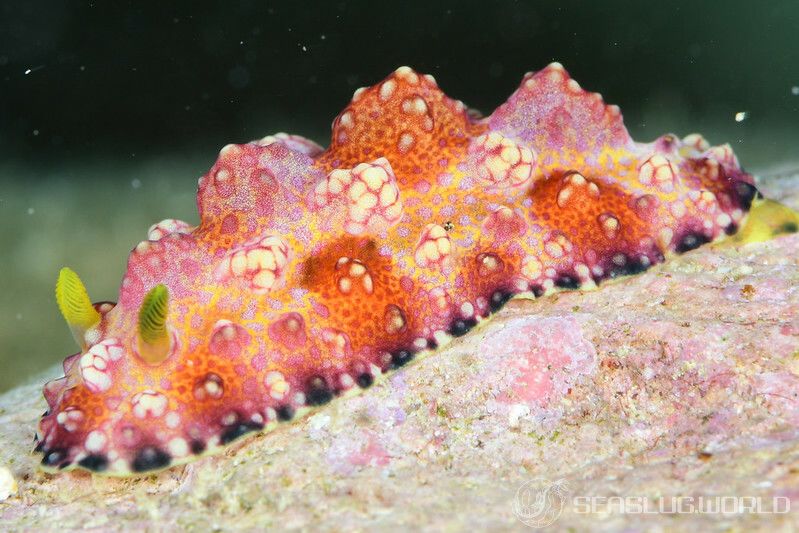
xmin=137 ymin=284 xmax=171 ymax=364
xmin=55 ymin=267 xmax=101 ymax=350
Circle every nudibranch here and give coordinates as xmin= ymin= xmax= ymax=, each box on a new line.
xmin=37 ymin=64 xmax=798 ymax=475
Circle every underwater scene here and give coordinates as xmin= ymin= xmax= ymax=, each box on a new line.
xmin=1 ymin=1 xmax=798 ymax=530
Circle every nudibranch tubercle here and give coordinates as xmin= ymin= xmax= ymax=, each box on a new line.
xmin=37 ymin=63 xmax=796 ymax=476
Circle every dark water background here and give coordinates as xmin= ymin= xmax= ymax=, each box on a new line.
xmin=1 ymin=0 xmax=797 ymax=391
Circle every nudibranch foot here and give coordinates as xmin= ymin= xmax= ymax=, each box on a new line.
xmin=38 ymin=63 xmax=789 ymax=476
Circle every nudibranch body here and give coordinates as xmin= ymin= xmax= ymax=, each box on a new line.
xmin=38 ymin=63 xmax=774 ymax=475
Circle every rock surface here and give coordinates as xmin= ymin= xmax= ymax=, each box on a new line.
xmin=1 ymin=172 xmax=798 ymax=531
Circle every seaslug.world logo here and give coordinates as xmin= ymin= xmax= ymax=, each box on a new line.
xmin=512 ymin=477 xmax=791 ymax=528
xmin=512 ymin=477 xmax=570 ymax=529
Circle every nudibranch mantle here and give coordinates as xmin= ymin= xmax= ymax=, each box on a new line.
xmin=38 ymin=63 xmax=766 ymax=475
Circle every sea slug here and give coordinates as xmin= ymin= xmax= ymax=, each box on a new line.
xmin=36 ymin=63 xmax=797 ymax=475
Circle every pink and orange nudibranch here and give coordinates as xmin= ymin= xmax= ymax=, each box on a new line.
xmin=37 ymin=63 xmax=796 ymax=475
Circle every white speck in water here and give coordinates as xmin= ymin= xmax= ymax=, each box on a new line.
xmin=320 ymin=34 xmax=326 ymax=40
xmin=792 ymin=86 xmax=799 ymax=96
xmin=80 ymin=65 xmax=85 ymax=71
xmin=301 ymin=45 xmax=307 ymax=52
xmin=131 ymin=179 xmax=142 ymax=189
xmin=33 ymin=129 xmax=39 ymax=136
xmin=27 ymin=207 xmax=34 ymax=215
xmin=24 ymin=69 xmax=31 ymax=75
xmin=734 ymin=111 xmax=748 ymax=122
